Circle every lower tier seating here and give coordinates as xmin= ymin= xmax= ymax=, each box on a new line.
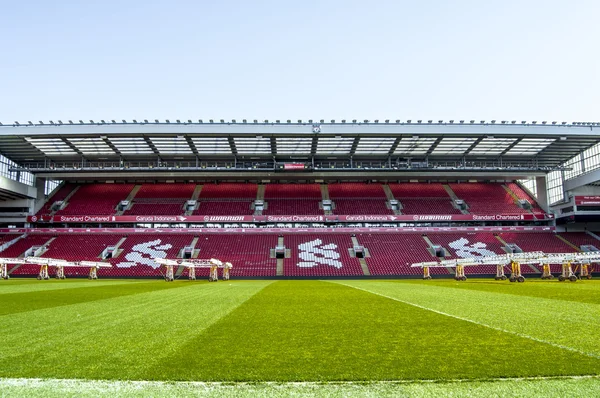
xmin=356 ymin=234 xmax=433 ymax=275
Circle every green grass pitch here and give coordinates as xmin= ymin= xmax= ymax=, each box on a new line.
xmin=0 ymin=278 xmax=599 ymax=396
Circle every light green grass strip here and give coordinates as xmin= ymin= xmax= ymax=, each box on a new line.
xmin=0 ymin=376 xmax=598 ymax=397
xmin=0 ymin=281 xmax=272 ymax=380
xmin=0 ymin=279 xmax=146 ymax=295
xmin=335 ymin=280 xmax=600 ymax=360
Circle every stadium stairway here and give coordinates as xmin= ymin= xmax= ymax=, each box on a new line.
xmin=442 ymin=184 xmax=469 ymax=214
xmin=175 ymin=236 xmax=200 ymax=277
xmin=494 ymin=234 xmax=541 ymax=273
xmin=502 ymin=184 xmax=535 ymax=214
xmin=421 ymin=235 xmax=453 ymax=274
xmin=351 ymin=235 xmax=370 ymax=275
xmin=116 ymin=185 xmax=141 ymax=215
xmin=381 ymin=185 xmax=401 ymax=215
xmin=276 ymin=236 xmax=285 ymax=276
xmin=50 ymin=185 xmax=80 ymax=216
xmin=554 ymin=235 xmax=582 ymax=252
xmin=185 ymin=185 xmax=203 ymax=216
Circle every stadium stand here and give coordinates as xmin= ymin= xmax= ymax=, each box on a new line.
xmin=506 ymin=182 xmax=544 ymax=212
xmin=36 ymin=183 xmax=76 ymax=216
xmin=328 ymin=183 xmax=392 ymax=215
xmin=355 ymin=233 xmax=432 ymax=275
xmin=56 ymin=184 xmax=134 ymax=215
xmin=194 ymin=183 xmax=257 ymax=215
xmin=427 ymin=233 xmax=507 ymax=274
xmin=125 ymin=183 xmax=196 ymax=215
xmin=498 ymin=232 xmax=577 ymax=272
xmin=450 ymin=183 xmax=528 ymax=214
xmin=193 ymin=234 xmax=277 ymax=277
xmin=388 ymin=183 xmax=459 ymax=215
xmin=283 ymin=234 xmax=364 ymax=276
xmin=264 ymin=184 xmax=323 ymax=215
xmin=557 ymin=232 xmax=600 ymax=250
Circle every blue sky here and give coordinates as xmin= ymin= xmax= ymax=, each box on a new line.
xmin=1 ymin=0 xmax=598 ymax=123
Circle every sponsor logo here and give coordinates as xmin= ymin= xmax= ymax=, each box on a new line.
xmin=412 ymin=215 xmax=453 ymax=221
xmin=345 ymin=215 xmax=393 ymax=222
xmin=202 ymin=216 xmax=246 ymax=222
xmin=30 ymin=216 xmax=38 ymax=222
xmin=116 ymin=239 xmax=172 ymax=269
xmin=297 ymin=239 xmax=343 ymax=269
xmin=266 ymin=215 xmax=324 ymax=222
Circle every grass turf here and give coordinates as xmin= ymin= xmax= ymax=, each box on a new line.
xmin=0 ymin=278 xmax=598 ymax=393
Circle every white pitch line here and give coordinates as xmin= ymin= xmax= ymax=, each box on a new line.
xmin=0 ymin=374 xmax=598 ymax=388
xmin=332 ymin=281 xmax=600 ymax=361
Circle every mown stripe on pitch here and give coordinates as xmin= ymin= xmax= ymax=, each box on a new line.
xmin=0 ymin=281 xmax=273 ymax=380
xmin=0 ymin=279 xmax=190 ymax=317
xmin=334 ymin=281 xmax=600 ymax=360
xmin=155 ymin=280 xmax=600 ymax=382
xmin=0 ymin=279 xmax=148 ymax=295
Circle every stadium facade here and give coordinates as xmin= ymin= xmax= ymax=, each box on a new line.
xmin=1 ymin=119 xmax=600 ymax=278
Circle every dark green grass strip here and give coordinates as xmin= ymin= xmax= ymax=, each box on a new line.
xmin=394 ymin=279 xmax=600 ymax=305
xmin=0 ymin=281 xmax=272 ymax=380
xmin=0 ymin=280 xmax=188 ymax=316
xmin=158 ymin=280 xmax=600 ymax=381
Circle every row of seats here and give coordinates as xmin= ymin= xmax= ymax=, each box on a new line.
xmin=1 ymin=232 xmax=596 ymax=277
xmin=38 ymin=182 xmax=542 ymax=216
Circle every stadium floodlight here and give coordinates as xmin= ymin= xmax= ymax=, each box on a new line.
xmin=417 ymin=120 xmax=422 ymax=123
xmin=100 ymin=120 xmax=105 ymax=124
xmin=166 ymin=119 xmax=170 ymax=123
xmin=308 ymin=119 xmax=313 ymax=123
xmin=449 ymin=120 xmax=454 ymax=123
xmin=406 ymin=120 xmax=411 ymax=123
xmin=287 ymin=120 xmax=291 ymax=123
xmin=176 ymin=120 xmax=181 ymax=123
xmin=253 ymin=120 xmax=257 ymax=123
xmin=320 ymin=119 xmax=324 ymax=123
xmin=89 ymin=120 xmax=94 ymax=123
xmin=396 ymin=119 xmax=401 ymax=123
xmin=39 ymin=121 xmax=44 ymax=124
xmin=145 ymin=119 xmax=150 ymax=123
xmin=374 ymin=119 xmax=379 ymax=123
xmin=385 ymin=120 xmax=389 ymax=123
xmin=187 ymin=119 xmax=192 ymax=123
xmin=501 ymin=121 xmax=506 ymax=124
xmin=470 ymin=120 xmax=475 ymax=123
xmin=264 ymin=120 xmax=268 ymax=123
xmin=491 ymin=120 xmax=496 ymax=124
xmin=122 ymin=119 xmax=127 ymax=123
xmin=532 ymin=121 xmax=537 ymax=124
xmin=154 ymin=119 xmax=159 ymax=123
xmin=14 ymin=121 xmax=19 ymax=125
xmin=341 ymin=119 xmax=346 ymax=123
xmin=551 ymin=121 xmax=556 ymax=125
xmin=438 ymin=120 xmax=443 ymax=123
xmin=232 ymin=119 xmax=236 ymax=123
xmin=427 ymin=120 xmax=432 ymax=123
xmin=199 ymin=119 xmax=203 ymax=123
xmin=29 ymin=121 xmax=34 ymax=125
xmin=480 ymin=120 xmax=485 ymax=124
xmin=542 ymin=121 xmax=547 ymax=124
xmin=242 ymin=119 xmax=246 ymax=123
xmin=50 ymin=120 xmax=55 ymax=125
xmin=220 ymin=119 xmax=225 ymax=123
xmin=58 ymin=120 xmax=63 ymax=124
xmin=111 ymin=120 xmax=116 ymax=123
xmin=363 ymin=120 xmax=369 ymax=123
xmin=68 ymin=120 xmax=73 ymax=124
xmin=521 ymin=121 xmax=527 ymax=124
xmin=298 ymin=119 xmax=302 ymax=123
xmin=276 ymin=120 xmax=280 ymax=123
xmin=352 ymin=119 xmax=357 ymax=123
xmin=78 ymin=120 xmax=83 ymax=124
xmin=511 ymin=121 xmax=516 ymax=124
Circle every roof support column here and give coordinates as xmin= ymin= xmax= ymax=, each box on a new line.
xmin=535 ymin=176 xmax=549 ymax=212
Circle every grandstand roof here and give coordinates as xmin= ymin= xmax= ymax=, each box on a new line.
xmin=1 ymin=120 xmax=599 ymax=168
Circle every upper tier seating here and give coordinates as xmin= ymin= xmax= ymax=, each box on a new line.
xmin=124 ymin=184 xmax=196 ymax=215
xmin=283 ymin=234 xmax=364 ymax=276
xmin=506 ymin=182 xmax=544 ymax=212
xmin=135 ymin=183 xmax=197 ymax=199
xmin=194 ymin=201 xmax=253 ymax=215
xmin=125 ymin=203 xmax=185 ymax=215
xmin=36 ymin=183 xmax=77 ymax=216
xmin=56 ymin=184 xmax=134 ymax=215
xmin=450 ymin=183 xmax=528 ymax=214
xmin=388 ymin=183 xmax=459 ymax=214
xmin=333 ymin=199 xmax=393 ymax=215
xmin=328 ymin=183 xmax=390 ymax=214
xmin=199 ymin=183 xmax=258 ymax=199
xmin=3 ymin=235 xmax=55 ymax=275
xmin=328 ymin=183 xmax=387 ymax=198
xmin=356 ymin=233 xmax=433 ymax=275
xmin=264 ymin=184 xmax=323 ymax=215
xmin=389 ymin=183 xmax=450 ymax=198
xmin=193 ymin=234 xmax=277 ymax=277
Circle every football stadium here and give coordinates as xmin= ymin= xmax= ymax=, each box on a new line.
xmin=0 ymin=119 xmax=600 ymax=396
